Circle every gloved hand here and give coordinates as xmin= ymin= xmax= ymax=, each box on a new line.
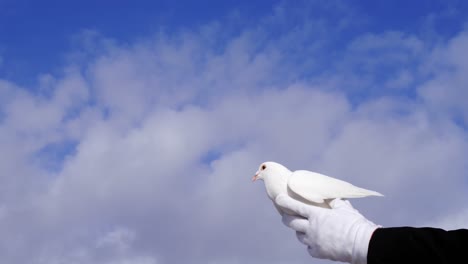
xmin=275 ymin=194 xmax=380 ymax=264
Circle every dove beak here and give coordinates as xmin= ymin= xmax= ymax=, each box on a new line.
xmin=252 ymin=174 xmax=259 ymax=182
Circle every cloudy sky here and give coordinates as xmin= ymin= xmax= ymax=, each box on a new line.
xmin=1 ymin=0 xmax=468 ymax=263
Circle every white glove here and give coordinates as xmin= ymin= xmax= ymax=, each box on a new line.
xmin=275 ymin=194 xmax=380 ymax=264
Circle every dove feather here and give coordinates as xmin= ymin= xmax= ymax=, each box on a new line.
xmin=288 ymin=170 xmax=383 ymax=202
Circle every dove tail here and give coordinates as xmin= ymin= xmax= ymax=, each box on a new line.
xmin=363 ymin=189 xmax=384 ymax=197
xmin=349 ymin=187 xmax=384 ymax=198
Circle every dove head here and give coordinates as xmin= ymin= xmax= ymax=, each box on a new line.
xmin=252 ymin=161 xmax=291 ymax=182
xmin=252 ymin=161 xmax=292 ymax=200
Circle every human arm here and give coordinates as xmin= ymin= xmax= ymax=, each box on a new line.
xmin=368 ymin=227 xmax=468 ymax=264
xmin=275 ymin=194 xmax=379 ymax=264
xmin=276 ymin=194 xmax=468 ymax=264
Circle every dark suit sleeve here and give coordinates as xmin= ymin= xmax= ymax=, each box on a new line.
xmin=367 ymin=227 xmax=468 ymax=264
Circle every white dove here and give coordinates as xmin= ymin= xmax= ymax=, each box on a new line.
xmin=252 ymin=161 xmax=383 ymax=215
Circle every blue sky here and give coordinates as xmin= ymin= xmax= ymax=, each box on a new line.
xmin=1 ymin=0 xmax=278 ymax=84
xmin=2 ymin=0 xmax=467 ymax=86
xmin=1 ymin=1 xmax=468 ymax=263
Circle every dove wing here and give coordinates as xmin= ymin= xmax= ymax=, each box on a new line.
xmin=287 ymin=170 xmax=383 ymax=203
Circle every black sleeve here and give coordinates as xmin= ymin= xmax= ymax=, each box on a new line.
xmin=367 ymin=227 xmax=468 ymax=264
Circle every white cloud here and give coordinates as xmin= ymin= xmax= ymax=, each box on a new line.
xmin=1 ymin=3 xmax=468 ymax=264
xmin=418 ymin=31 xmax=468 ymax=123
xmin=35 ymin=227 xmax=158 ymax=264
xmin=425 ymin=208 xmax=468 ymax=230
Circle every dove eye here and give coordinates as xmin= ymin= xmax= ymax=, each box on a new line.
xmin=261 ymin=165 xmax=266 ymax=170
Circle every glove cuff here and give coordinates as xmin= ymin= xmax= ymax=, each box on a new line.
xmin=351 ymin=220 xmax=380 ymax=264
